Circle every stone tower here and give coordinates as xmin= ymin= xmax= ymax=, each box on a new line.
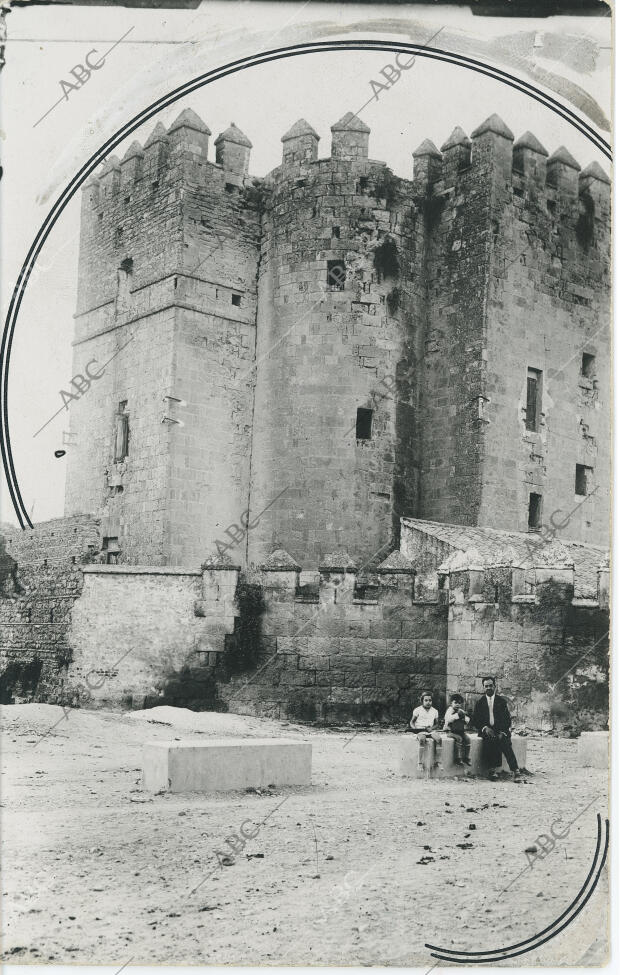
xmin=65 ymin=109 xmax=610 ymax=568
xmin=65 ymin=109 xmax=261 ymax=565
xmin=246 ymin=113 xmax=424 ymax=568
xmin=415 ymin=117 xmax=610 ymax=543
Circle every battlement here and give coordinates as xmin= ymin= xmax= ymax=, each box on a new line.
xmin=413 ymin=113 xmax=610 ymax=218
xmin=80 ymin=111 xmax=258 ymax=230
xmin=69 ymin=107 xmax=610 ymax=572
xmin=84 ymin=109 xmax=609 ymax=229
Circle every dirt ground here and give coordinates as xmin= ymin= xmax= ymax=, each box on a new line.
xmin=0 ymin=704 xmax=608 ymax=967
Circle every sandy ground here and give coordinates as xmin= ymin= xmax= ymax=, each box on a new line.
xmin=0 ymin=704 xmax=609 ymax=967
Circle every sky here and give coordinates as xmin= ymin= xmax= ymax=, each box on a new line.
xmin=0 ymin=1 xmax=612 ymax=527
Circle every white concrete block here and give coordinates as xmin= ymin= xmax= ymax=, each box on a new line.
xmin=468 ymin=735 xmax=527 ymax=775
xmin=143 ymin=737 xmax=312 ymax=792
xmin=577 ymin=731 xmax=608 ymax=768
xmin=399 ymin=733 xmax=527 ymax=779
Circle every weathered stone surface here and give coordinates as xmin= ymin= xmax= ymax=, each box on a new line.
xmin=143 ymin=738 xmax=312 ymax=792
xmin=3 ymin=109 xmax=609 ymax=732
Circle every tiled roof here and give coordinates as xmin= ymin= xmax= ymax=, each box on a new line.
xmin=402 ymin=518 xmax=607 ymax=598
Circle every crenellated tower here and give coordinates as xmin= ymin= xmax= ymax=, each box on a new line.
xmin=65 ymin=109 xmax=261 ymax=565
xmin=414 ymin=115 xmax=610 ymax=542
xmin=246 ymin=113 xmax=423 ymax=567
xmin=65 ymin=108 xmax=610 ymax=568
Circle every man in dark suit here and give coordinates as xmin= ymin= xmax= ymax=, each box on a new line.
xmin=472 ymin=677 xmax=522 ymax=782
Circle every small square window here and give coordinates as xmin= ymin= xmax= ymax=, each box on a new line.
xmin=231 ymin=293 xmax=241 ymax=306
xmin=225 ymin=183 xmax=235 ymax=194
xmin=356 ymin=408 xmax=373 ymax=440
xmin=332 ymin=226 xmax=340 ymax=239
xmin=528 ymin=492 xmax=542 ymax=531
xmin=98 ymin=212 xmax=103 ymax=222
xmin=327 ymin=259 xmax=346 ymax=290
xmin=581 ymin=353 xmax=595 ymax=379
xmin=357 ymin=176 xmax=369 ymax=194
xmin=575 ymin=464 xmax=593 ymax=497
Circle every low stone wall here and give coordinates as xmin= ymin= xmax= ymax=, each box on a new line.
xmin=2 ymin=515 xmax=101 ymax=565
xmin=1 ymin=525 xmax=609 ymax=734
xmin=445 ymin=564 xmax=609 ymax=734
xmin=66 ymin=564 xmax=238 ymax=709
xmin=218 ymin=554 xmax=448 ymax=724
xmin=0 ymin=517 xmax=101 ymax=703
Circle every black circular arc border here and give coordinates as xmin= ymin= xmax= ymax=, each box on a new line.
xmin=426 ymin=813 xmax=609 ymax=963
xmin=1 ymin=39 xmax=612 ymax=529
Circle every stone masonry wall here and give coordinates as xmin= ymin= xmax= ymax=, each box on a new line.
xmin=2 ymin=523 xmax=608 ymax=733
xmin=410 ymin=120 xmax=610 ymax=546
xmin=247 ymin=120 xmax=422 ymax=569
xmin=416 ymin=126 xmax=491 ymax=526
xmin=481 ymin=137 xmax=610 ymax=544
xmin=445 ymin=564 xmax=609 ymax=735
xmin=66 ymin=564 xmax=238 ymax=709
xmin=65 ymin=112 xmax=261 ymax=566
xmin=64 ymin=110 xmax=609 ymax=569
xmin=64 ymin=308 xmax=177 ymax=564
xmin=218 ymin=557 xmax=448 ymax=724
xmin=0 ymin=517 xmax=101 ymax=703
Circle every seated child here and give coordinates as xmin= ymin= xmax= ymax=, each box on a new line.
xmin=409 ymin=691 xmax=441 ymax=765
xmin=443 ymin=693 xmax=471 ymax=765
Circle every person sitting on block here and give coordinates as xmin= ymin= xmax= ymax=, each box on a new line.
xmin=409 ymin=690 xmax=442 ymax=766
xmin=473 ymin=676 xmax=522 ymax=782
xmin=443 ymin=693 xmax=471 ymax=766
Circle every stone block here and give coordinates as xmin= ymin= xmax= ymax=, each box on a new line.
xmin=577 ymin=731 xmax=608 ymax=768
xmin=467 ymin=735 xmax=527 ymax=775
xmin=384 ymin=638 xmax=417 ymax=655
xmin=306 ymin=637 xmax=336 ymax=656
xmin=343 ymin=619 xmax=372 ymax=637
xmin=416 ymin=639 xmax=448 ymax=656
xmin=337 ymin=654 xmax=374 ymax=671
xmin=450 ymin=621 xmax=472 ymax=639
xmin=362 ymin=688 xmax=392 ymax=704
xmin=375 ymin=672 xmax=409 ymax=690
xmin=281 ymin=669 xmax=316 ymax=686
xmin=476 ymin=657 xmax=503 ymax=677
xmin=372 ymin=654 xmax=416 ymax=672
xmin=493 ymin=622 xmax=523 ymax=641
xmin=143 ymin=738 xmax=312 ymax=792
xmin=488 ymin=640 xmax=517 ymax=658
xmin=328 ymin=687 xmax=363 ymax=704
xmin=516 ymin=642 xmax=543 ymax=664
xmin=383 ymin=603 xmax=425 ymax=623
xmin=345 ymin=671 xmax=377 ymax=688
xmin=277 ymin=636 xmax=306 ymax=654
xmin=522 ymin=625 xmax=565 ymax=645
xmin=369 ymin=620 xmax=402 ymax=639
xmin=315 ymin=618 xmax=348 ymax=637
xmin=401 ymin=620 xmax=445 ymax=640
xmin=468 ymin=620 xmax=495 ymax=640
xmin=298 ymin=654 xmax=330 ymax=671
xmin=398 ymin=733 xmax=527 ymax=779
